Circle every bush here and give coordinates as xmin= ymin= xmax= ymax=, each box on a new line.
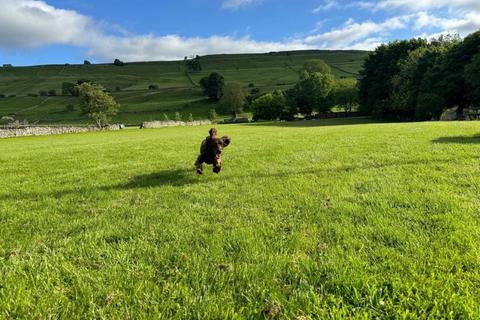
xmin=248 ymin=83 xmax=255 ymax=88
xmin=252 ymin=90 xmax=287 ymax=121
xmin=27 ymin=93 xmax=38 ymax=97
xmin=0 ymin=94 xmax=5 ymax=98
xmin=163 ymin=113 xmax=169 ymax=121
xmin=115 ymin=87 xmax=121 ymax=92
xmin=175 ymin=112 xmax=181 ymax=122
xmin=250 ymin=88 xmax=260 ymax=95
xmin=187 ymin=113 xmax=194 ymax=122
xmin=8 ymin=94 xmax=16 ymax=98
xmin=209 ymin=109 xmax=218 ymax=122
xmin=66 ymin=104 xmax=75 ymax=112
xmin=148 ymin=84 xmax=159 ymax=90
xmin=0 ymin=116 xmax=15 ymax=125
xmin=39 ymin=90 xmax=48 ymax=96
xmin=48 ymin=90 xmax=57 ymax=96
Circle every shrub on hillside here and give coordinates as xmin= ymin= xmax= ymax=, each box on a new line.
xmin=62 ymin=82 xmax=76 ymax=96
xmin=0 ymin=93 xmax=6 ymax=98
xmin=48 ymin=90 xmax=57 ymax=96
xmin=199 ymin=72 xmax=225 ymax=101
xmin=114 ymin=59 xmax=125 ymax=66
xmin=148 ymin=84 xmax=159 ymax=90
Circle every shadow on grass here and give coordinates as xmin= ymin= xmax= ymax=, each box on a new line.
xmin=108 ymin=168 xmax=200 ymax=189
xmin=2 ymin=156 xmax=476 ymax=202
xmin=432 ymin=135 xmax=480 ymax=144
xmin=246 ymin=117 xmax=385 ymax=128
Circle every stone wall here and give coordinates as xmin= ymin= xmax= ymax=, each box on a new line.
xmin=141 ymin=120 xmax=211 ymax=128
xmin=0 ymin=124 xmax=121 ymax=139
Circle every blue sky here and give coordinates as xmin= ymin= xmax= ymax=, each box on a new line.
xmin=0 ymin=0 xmax=479 ymax=66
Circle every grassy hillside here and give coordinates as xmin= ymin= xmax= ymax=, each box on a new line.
xmin=0 ymin=50 xmax=368 ymax=125
xmin=1 ymin=119 xmax=480 ymax=318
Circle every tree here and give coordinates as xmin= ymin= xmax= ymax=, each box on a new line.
xmin=291 ymin=71 xmax=335 ymax=115
xmin=220 ymin=83 xmax=245 ymax=118
xmin=185 ymin=56 xmax=202 ymax=72
xmin=465 ymin=53 xmax=480 ymax=108
xmin=163 ymin=113 xmax=170 ymax=121
xmin=358 ymin=38 xmax=428 ymax=115
xmin=334 ymin=79 xmax=359 ymax=113
xmin=302 ymin=59 xmax=331 ymax=75
xmin=252 ymin=90 xmax=287 ymax=121
xmin=113 ymin=59 xmax=125 ymax=66
xmin=209 ymin=109 xmax=218 ymax=122
xmin=77 ymin=83 xmax=118 ymax=128
xmin=84 ymin=60 xmax=91 ymax=65
xmin=390 ymin=45 xmax=449 ymax=120
xmin=188 ymin=113 xmax=194 ymax=122
xmin=199 ymin=72 xmax=225 ymax=101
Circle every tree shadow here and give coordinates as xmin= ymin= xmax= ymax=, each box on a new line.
xmin=246 ymin=117 xmax=385 ymax=128
xmin=432 ymin=135 xmax=480 ymax=144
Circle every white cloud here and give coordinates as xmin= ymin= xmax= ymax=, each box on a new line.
xmin=366 ymin=0 xmax=480 ymax=12
xmin=313 ymin=1 xmax=339 ymax=13
xmin=86 ymin=35 xmax=311 ymax=62
xmin=303 ymin=16 xmax=411 ymax=49
xmin=221 ymin=0 xmax=261 ymax=10
xmin=0 ymin=0 xmax=92 ymax=48
xmin=1 ymin=0 xmax=478 ymax=63
xmin=353 ymin=0 xmax=480 ymax=37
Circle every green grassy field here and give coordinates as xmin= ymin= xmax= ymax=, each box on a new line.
xmin=0 ymin=51 xmax=368 ymax=125
xmin=1 ymin=118 xmax=480 ymax=318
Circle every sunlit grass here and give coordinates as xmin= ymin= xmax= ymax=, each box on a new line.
xmin=1 ymin=118 xmax=480 ymax=318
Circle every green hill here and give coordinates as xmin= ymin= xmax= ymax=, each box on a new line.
xmin=0 ymin=50 xmax=368 ymax=125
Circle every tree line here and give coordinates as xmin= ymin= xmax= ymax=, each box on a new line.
xmin=198 ymin=59 xmax=359 ymax=121
xmin=358 ymin=31 xmax=480 ymax=120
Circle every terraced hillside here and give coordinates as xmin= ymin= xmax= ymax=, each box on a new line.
xmin=0 ymin=50 xmax=368 ymax=125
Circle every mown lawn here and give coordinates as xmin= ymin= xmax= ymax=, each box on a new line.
xmin=1 ymin=119 xmax=480 ymax=319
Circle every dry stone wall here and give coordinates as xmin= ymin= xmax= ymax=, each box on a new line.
xmin=141 ymin=120 xmax=211 ymax=128
xmin=0 ymin=124 xmax=121 ymax=139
